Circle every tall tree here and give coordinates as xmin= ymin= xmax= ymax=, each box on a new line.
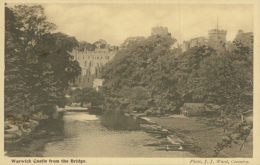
xmin=5 ymin=6 xmax=31 ymax=117
xmin=102 ymin=35 xmax=176 ymax=112
xmin=197 ymin=42 xmax=253 ymax=115
xmin=5 ymin=5 xmax=81 ymax=118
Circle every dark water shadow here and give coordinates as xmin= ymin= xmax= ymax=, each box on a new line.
xmin=100 ymin=110 xmax=140 ymax=131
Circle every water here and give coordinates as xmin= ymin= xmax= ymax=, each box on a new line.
xmin=5 ymin=111 xmax=195 ymax=157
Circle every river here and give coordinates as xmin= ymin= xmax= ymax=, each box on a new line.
xmin=5 ymin=111 xmax=194 ymax=157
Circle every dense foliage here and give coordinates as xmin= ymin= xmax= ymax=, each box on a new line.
xmin=102 ymin=35 xmax=177 ymax=112
xmin=68 ymin=87 xmax=104 ymax=106
xmin=5 ymin=5 xmax=81 ymax=118
xmin=102 ymin=32 xmax=253 ymax=116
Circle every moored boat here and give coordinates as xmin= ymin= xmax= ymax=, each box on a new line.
xmin=4 ymin=124 xmax=23 ymax=143
xmin=156 ymin=148 xmax=189 ymax=151
xmin=167 ymin=135 xmax=184 ymax=144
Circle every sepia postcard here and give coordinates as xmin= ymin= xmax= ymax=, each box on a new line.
xmin=1 ymin=0 xmax=260 ymax=164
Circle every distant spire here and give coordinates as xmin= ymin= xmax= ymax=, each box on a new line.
xmin=217 ymin=17 xmax=219 ymax=38
xmin=217 ymin=17 xmax=218 ymax=30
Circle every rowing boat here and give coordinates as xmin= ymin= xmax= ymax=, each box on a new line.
xmin=144 ymin=144 xmax=192 ymax=147
xmin=4 ymin=124 xmax=23 ymax=143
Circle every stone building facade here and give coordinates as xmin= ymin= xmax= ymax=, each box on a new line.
xmin=71 ymin=39 xmax=118 ymax=88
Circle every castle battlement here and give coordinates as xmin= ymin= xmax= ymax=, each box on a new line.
xmin=152 ymin=26 xmax=168 ymax=31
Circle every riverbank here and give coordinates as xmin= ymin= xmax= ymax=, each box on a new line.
xmin=5 ymin=112 xmax=65 ymax=157
xmin=144 ymin=115 xmax=253 ymax=158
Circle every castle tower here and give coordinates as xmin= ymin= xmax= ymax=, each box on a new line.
xmin=237 ymin=29 xmax=243 ymax=35
xmin=151 ymin=26 xmax=171 ymax=37
xmin=182 ymin=41 xmax=190 ymax=52
xmin=71 ymin=48 xmax=78 ymax=60
xmin=208 ymin=29 xmax=227 ymax=50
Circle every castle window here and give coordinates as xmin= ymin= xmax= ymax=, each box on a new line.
xmin=78 ymin=57 xmax=79 ymax=59
xmin=88 ymin=56 xmax=90 ymax=59
xmin=83 ymin=57 xmax=84 ymax=59
xmin=84 ymin=61 xmax=87 ymax=67
xmin=101 ymin=57 xmax=102 ymax=59
xmin=93 ymin=57 xmax=94 ymax=59
xmin=97 ymin=62 xmax=99 ymax=67
xmin=89 ymin=61 xmax=92 ymax=67
xmin=97 ymin=57 xmax=99 ymax=59
xmin=88 ymin=78 xmax=89 ymax=83
xmin=108 ymin=56 xmax=109 ymax=59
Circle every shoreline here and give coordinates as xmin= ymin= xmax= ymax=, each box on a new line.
xmin=133 ymin=114 xmax=253 ymax=158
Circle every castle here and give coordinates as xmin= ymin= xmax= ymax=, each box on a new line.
xmin=71 ymin=39 xmax=118 ymax=90
xmin=151 ymin=26 xmax=171 ymax=37
xmin=71 ymin=26 xmax=171 ymax=90
xmin=208 ymin=29 xmax=227 ymax=50
xmin=71 ymin=27 xmax=251 ymax=91
xmin=182 ymin=29 xmax=227 ymax=52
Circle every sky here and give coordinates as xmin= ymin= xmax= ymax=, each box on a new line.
xmin=8 ymin=3 xmax=254 ymax=46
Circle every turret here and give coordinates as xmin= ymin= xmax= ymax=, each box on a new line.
xmin=151 ymin=26 xmax=170 ymax=37
xmin=208 ymin=29 xmax=227 ymax=50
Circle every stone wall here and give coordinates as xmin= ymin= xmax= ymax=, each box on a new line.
xmin=182 ymin=37 xmax=207 ymax=52
xmin=71 ymin=43 xmax=118 ymax=88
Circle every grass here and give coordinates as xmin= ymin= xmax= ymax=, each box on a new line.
xmin=146 ymin=116 xmax=253 ymax=158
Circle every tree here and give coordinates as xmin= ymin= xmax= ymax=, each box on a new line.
xmin=174 ymin=45 xmax=216 ymax=103
xmin=102 ymin=35 xmax=176 ymax=112
xmin=119 ymin=36 xmax=145 ymax=49
xmin=197 ymin=42 xmax=253 ymax=115
xmin=5 ymin=5 xmax=81 ymax=118
xmin=70 ymin=88 xmax=104 ymax=106
xmin=5 ymin=6 xmax=31 ymax=117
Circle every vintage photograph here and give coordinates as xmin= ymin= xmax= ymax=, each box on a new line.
xmin=4 ymin=1 xmax=254 ymax=159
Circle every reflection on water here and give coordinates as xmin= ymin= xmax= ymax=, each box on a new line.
xmin=43 ymin=112 xmax=194 ymax=157
xmin=5 ymin=111 xmax=195 ymax=157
